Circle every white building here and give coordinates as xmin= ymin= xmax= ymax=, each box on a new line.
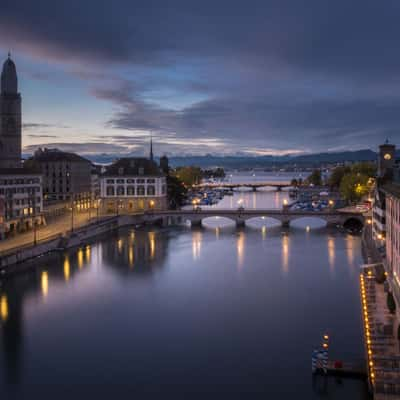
xmin=100 ymin=158 xmax=167 ymax=214
xmin=0 ymin=169 xmax=43 ymax=238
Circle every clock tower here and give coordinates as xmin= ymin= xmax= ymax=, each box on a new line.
xmin=378 ymin=140 xmax=396 ymax=178
xmin=0 ymin=53 xmax=21 ymax=168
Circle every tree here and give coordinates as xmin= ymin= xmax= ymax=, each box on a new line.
xmin=174 ymin=166 xmax=202 ymax=186
xmin=339 ymin=173 xmax=372 ymax=204
xmin=202 ymin=167 xmax=226 ymax=179
xmin=290 ymin=178 xmax=298 ymax=187
xmin=328 ymin=166 xmax=350 ymax=189
xmin=166 ymin=175 xmax=187 ymax=209
xmin=351 ymin=162 xmax=377 ymax=177
xmin=387 ymin=292 xmax=396 ymax=314
xmin=306 ymin=169 xmax=322 ymax=186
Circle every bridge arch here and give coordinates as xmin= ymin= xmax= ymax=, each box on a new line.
xmin=194 ymin=215 xmax=237 ymax=228
xmin=244 ymin=216 xmax=282 ymax=228
xmin=343 ymin=217 xmax=364 ymax=233
xmin=289 ymin=216 xmax=328 ymax=229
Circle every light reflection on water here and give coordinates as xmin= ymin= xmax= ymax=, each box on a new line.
xmin=0 ymin=187 xmax=367 ymax=399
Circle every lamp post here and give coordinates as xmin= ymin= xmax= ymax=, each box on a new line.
xmin=71 ymin=195 xmax=75 ymax=232
xmin=31 ymin=191 xmax=37 ymax=246
xmin=96 ymin=199 xmax=100 ymax=224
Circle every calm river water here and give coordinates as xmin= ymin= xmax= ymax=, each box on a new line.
xmin=0 ymin=176 xmax=368 ymax=398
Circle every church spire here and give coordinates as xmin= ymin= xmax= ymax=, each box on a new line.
xmin=149 ymin=133 xmax=154 ymax=161
xmin=1 ymin=52 xmax=18 ymax=94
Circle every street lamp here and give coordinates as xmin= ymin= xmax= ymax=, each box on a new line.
xmin=71 ymin=195 xmax=75 ymax=232
xmin=95 ymin=199 xmax=100 ymax=224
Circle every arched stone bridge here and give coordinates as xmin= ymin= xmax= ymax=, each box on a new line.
xmin=194 ymin=181 xmax=292 ymax=191
xmin=142 ymin=209 xmax=365 ymax=229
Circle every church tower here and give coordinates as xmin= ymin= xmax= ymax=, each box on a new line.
xmin=0 ymin=53 xmax=22 ymax=168
xmin=378 ymin=140 xmax=396 ymax=178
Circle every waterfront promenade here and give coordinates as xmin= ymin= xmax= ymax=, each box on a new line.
xmin=361 ymin=225 xmax=400 ymax=397
xmin=0 ymin=210 xmax=95 ymax=254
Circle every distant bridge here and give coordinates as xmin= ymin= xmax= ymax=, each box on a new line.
xmin=137 ymin=208 xmax=365 ymax=229
xmin=194 ymin=181 xmax=292 ymax=191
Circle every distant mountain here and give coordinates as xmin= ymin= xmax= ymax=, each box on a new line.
xmin=166 ymin=149 xmax=380 ymax=168
xmin=23 ymin=148 xmax=397 ymax=169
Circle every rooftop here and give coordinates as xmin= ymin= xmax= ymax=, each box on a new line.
xmin=103 ymin=158 xmax=163 ymax=177
xmin=0 ymin=167 xmax=41 ymax=176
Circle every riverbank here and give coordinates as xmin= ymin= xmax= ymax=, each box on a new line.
xmin=360 ymin=225 xmax=400 ymax=397
xmin=0 ymin=214 xmax=153 ymax=275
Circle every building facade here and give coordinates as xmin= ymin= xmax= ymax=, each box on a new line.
xmin=0 ymin=169 xmax=43 ymax=238
xmin=100 ymin=158 xmax=167 ymax=214
xmin=25 ymin=148 xmax=93 ymax=208
xmin=372 ymin=142 xmax=397 ymax=242
xmin=384 ymin=183 xmax=400 ymax=303
xmin=0 ymin=54 xmax=21 ymax=168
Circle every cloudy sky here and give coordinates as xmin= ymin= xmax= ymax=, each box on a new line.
xmin=1 ymin=0 xmax=400 ymax=157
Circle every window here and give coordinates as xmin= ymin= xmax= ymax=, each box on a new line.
xmin=118 ymin=167 xmax=124 ymax=175
xmin=147 ymin=179 xmax=155 ymax=183
xmin=147 ymin=186 xmax=155 ymax=196
xmin=137 ymin=179 xmax=145 ymax=184
xmin=137 ymin=186 xmax=145 ymax=196
xmin=127 ymin=179 xmax=135 ymax=183
xmin=106 ymin=179 xmax=115 ymax=184
xmin=127 ymin=186 xmax=135 ymax=195
xmin=117 ymin=186 xmax=125 ymax=196
xmin=106 ymin=186 xmax=115 ymax=196
xmin=116 ymin=179 xmax=125 ymax=184
xmin=139 ymin=167 xmax=144 ymax=176
xmin=162 ymin=185 xmax=166 ymax=195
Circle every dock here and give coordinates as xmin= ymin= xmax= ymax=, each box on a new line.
xmin=325 ymin=360 xmax=367 ymax=379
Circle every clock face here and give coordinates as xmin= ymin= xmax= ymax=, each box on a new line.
xmin=384 ymin=153 xmax=392 ymax=160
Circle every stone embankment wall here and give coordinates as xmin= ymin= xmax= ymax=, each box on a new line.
xmin=0 ymin=214 xmax=152 ymax=274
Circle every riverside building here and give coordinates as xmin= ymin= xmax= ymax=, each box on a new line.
xmin=100 ymin=158 xmax=167 ymax=214
xmin=372 ymin=141 xmax=397 ymax=242
xmin=0 ymin=53 xmax=44 ymax=238
xmin=384 ymin=177 xmax=400 ymax=303
xmin=25 ymin=148 xmax=94 ymax=209
xmin=0 ymin=168 xmax=43 ymax=239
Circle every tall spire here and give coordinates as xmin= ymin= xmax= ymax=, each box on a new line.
xmin=1 ymin=52 xmax=18 ymax=94
xmin=149 ymin=133 xmax=154 ymax=161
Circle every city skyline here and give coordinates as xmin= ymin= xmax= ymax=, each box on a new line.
xmin=1 ymin=1 xmax=400 ymax=157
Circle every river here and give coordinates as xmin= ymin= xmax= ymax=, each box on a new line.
xmin=0 ymin=174 xmax=368 ymax=398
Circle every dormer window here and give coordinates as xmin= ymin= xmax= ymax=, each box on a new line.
xmin=139 ymin=167 xmax=144 ymax=176
xmin=118 ymin=167 xmax=124 ymax=175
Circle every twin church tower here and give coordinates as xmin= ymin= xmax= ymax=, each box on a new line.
xmin=0 ymin=53 xmax=22 ymax=168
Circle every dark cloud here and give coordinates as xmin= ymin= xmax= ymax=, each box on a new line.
xmin=26 ymin=134 xmax=59 ymax=138
xmin=23 ymin=123 xmax=70 ymax=130
xmin=3 ymin=1 xmax=400 ymax=153
xmin=2 ymin=0 xmax=400 ymax=77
